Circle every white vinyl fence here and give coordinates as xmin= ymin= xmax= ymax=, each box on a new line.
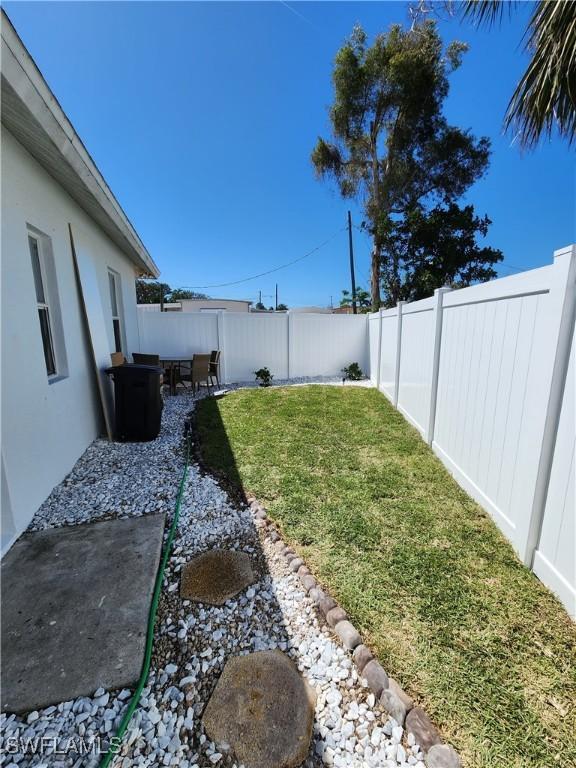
xmin=369 ymin=245 xmax=576 ymax=617
xmin=138 ymin=310 xmax=368 ymax=384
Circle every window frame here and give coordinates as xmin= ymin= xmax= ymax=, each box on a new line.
xmin=108 ymin=268 xmax=125 ymax=354
xmin=28 ymin=229 xmax=64 ymax=381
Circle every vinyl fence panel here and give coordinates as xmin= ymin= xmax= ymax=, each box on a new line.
xmin=432 ymin=267 xmax=555 ymax=557
xmin=378 ymin=307 xmax=399 ymax=402
xmin=289 ymin=313 xmax=368 ymax=378
xmin=138 ymin=311 xmax=219 ymax=358
xmin=223 ymin=312 xmax=289 ymax=382
xmin=533 ymin=331 xmax=576 ymax=616
xmin=368 ymin=312 xmax=381 ymax=387
xmin=397 ymin=296 xmax=435 ymax=438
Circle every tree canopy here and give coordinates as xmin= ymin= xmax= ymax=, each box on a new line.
xmin=340 ymin=287 xmax=371 ymax=310
xmin=136 ymin=280 xmax=171 ymax=305
xmin=135 ymin=280 xmax=208 ymax=304
xmin=312 ymin=21 xmax=502 ymax=309
xmin=169 ymin=288 xmax=210 ymax=301
xmin=383 ymin=203 xmax=503 ymax=302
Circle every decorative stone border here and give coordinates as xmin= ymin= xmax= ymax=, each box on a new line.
xmin=247 ymin=494 xmax=462 ymax=768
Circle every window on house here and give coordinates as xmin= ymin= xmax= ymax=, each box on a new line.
xmin=108 ymin=269 xmax=123 ymax=353
xmin=29 ymin=233 xmax=57 ymax=376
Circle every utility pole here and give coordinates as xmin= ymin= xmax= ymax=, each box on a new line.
xmin=275 ymin=283 xmax=278 ymax=311
xmin=159 ymin=281 xmax=164 ymax=312
xmin=258 ymin=289 xmax=262 ymax=306
xmin=347 ymin=210 xmax=357 ymax=315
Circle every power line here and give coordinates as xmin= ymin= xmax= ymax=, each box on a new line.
xmin=176 ymin=227 xmax=346 ymax=289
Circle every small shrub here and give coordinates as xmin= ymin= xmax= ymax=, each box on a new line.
xmin=342 ymin=362 xmax=364 ymax=381
xmin=254 ymin=367 xmax=273 ymax=387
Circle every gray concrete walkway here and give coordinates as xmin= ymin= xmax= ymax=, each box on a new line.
xmin=1 ymin=513 xmax=165 ymax=713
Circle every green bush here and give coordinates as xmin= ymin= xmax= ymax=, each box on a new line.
xmin=342 ymin=362 xmax=364 ymax=381
xmin=254 ymin=367 xmax=273 ymax=387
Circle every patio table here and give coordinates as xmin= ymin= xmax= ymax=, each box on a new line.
xmin=159 ymin=357 xmax=193 ymax=396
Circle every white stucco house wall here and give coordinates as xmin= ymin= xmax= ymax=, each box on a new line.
xmin=1 ymin=13 xmax=160 ymax=555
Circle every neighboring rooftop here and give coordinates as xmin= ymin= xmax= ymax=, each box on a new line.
xmin=0 ymin=10 xmax=159 ymax=277
xmin=180 ymin=298 xmax=252 ymax=304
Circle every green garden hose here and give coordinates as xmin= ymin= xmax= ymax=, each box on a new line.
xmin=99 ymin=429 xmax=191 ymax=768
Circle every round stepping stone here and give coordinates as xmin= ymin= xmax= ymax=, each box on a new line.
xmin=180 ymin=549 xmax=254 ymax=605
xmin=203 ymin=650 xmax=316 ymax=768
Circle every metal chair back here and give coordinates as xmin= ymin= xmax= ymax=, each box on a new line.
xmin=209 ymin=350 xmax=221 ymax=386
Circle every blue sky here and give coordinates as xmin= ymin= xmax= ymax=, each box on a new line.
xmin=5 ymin=1 xmax=575 ymax=307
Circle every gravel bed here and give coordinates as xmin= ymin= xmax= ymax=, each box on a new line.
xmin=1 ymin=393 xmax=424 ymax=768
xmin=223 ymin=376 xmax=373 ymax=390
xmin=28 ymin=378 xmax=371 ymax=533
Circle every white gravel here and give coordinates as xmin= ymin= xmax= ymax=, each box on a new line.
xmin=1 ymin=389 xmax=425 ymax=768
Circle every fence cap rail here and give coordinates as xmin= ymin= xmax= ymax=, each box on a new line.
xmin=443 ymin=264 xmax=552 ymax=309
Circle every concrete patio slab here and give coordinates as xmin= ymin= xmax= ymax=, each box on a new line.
xmin=1 ymin=513 xmax=165 ymax=713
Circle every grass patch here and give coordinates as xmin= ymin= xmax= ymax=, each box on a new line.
xmin=196 ymin=386 xmax=576 ymax=768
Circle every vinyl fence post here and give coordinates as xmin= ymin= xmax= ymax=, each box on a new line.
xmin=393 ymin=301 xmax=404 ymax=407
xmin=376 ymin=308 xmax=383 ymax=390
xmin=286 ymin=312 xmax=291 ymax=380
xmin=426 ymin=287 xmax=451 ymax=445
xmin=525 ymin=244 xmax=576 ymax=567
xmin=217 ymin=311 xmax=227 ymax=384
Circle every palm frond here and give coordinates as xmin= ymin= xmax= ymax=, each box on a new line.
xmin=461 ymin=0 xmax=517 ymax=27
xmin=506 ymin=0 xmax=576 ymax=146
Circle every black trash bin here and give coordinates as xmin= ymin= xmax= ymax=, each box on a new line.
xmin=105 ymin=364 xmax=163 ymax=442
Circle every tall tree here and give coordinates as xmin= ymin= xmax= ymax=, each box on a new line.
xmin=312 ymin=21 xmax=497 ymax=309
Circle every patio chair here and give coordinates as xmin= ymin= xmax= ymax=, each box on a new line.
xmin=131 ymin=352 xmax=165 ymax=393
xmin=110 ymin=352 xmax=126 ymax=366
xmin=209 ymin=350 xmax=221 ymax=387
xmin=179 ymin=354 xmax=212 ymax=395
xmin=132 ymin=353 xmax=160 ymax=365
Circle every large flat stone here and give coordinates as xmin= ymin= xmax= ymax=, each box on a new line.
xmin=1 ymin=513 xmax=165 ymax=713
xmin=180 ymin=549 xmax=254 ymax=605
xmin=203 ymin=650 xmax=316 ymax=768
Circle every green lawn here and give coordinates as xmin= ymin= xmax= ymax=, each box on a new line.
xmin=196 ymin=386 xmax=576 ymax=768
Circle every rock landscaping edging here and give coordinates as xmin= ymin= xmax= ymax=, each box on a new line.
xmin=0 ymin=393 xmax=458 ymax=768
xmin=248 ymin=495 xmax=462 ymax=768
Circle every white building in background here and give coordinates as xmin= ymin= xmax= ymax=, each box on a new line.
xmin=137 ymin=303 xmax=182 ymax=312
xmin=288 ymin=306 xmax=332 ymax=314
xmin=181 ymin=298 xmax=252 ymax=312
xmin=1 ymin=13 xmax=160 ymax=554
xmin=138 ymin=298 xmax=252 ymax=313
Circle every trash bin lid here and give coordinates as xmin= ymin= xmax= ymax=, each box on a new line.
xmin=105 ymin=363 xmax=163 ymax=375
